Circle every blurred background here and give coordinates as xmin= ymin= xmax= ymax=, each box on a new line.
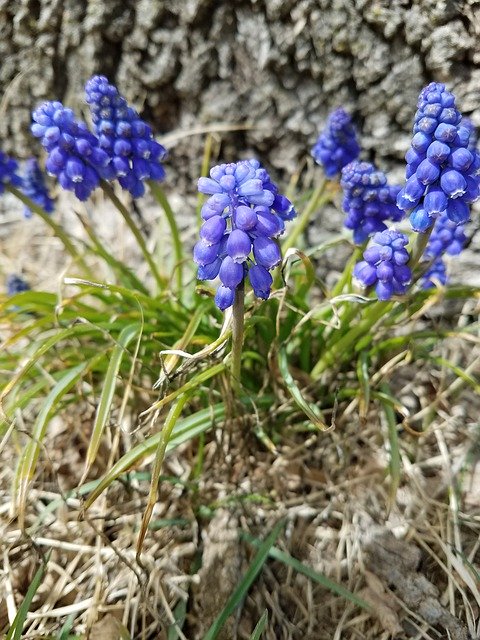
xmin=2 ymin=0 xmax=480 ymax=177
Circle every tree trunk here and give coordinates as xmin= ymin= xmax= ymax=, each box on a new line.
xmin=1 ymin=0 xmax=480 ymax=173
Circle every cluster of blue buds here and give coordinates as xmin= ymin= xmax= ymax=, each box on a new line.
xmin=354 ymin=230 xmax=412 ymax=301
xmin=21 ymin=158 xmax=54 ymax=218
xmin=195 ymin=159 xmax=296 ymax=310
xmin=425 ymin=211 xmax=467 ymax=259
xmin=396 ymin=82 xmax=480 ymax=232
xmin=341 ymin=161 xmax=404 ymax=244
xmin=311 ymin=108 xmax=360 ymax=178
xmin=85 ymin=75 xmax=167 ymax=198
xmin=6 ymin=274 xmax=30 ymax=296
xmin=421 ymin=260 xmax=447 ymax=289
xmin=31 ymin=101 xmax=113 ymax=201
xmin=0 ymin=151 xmax=21 ymax=194
xmin=419 ymin=212 xmax=468 ymax=290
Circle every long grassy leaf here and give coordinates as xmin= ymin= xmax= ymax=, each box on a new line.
xmin=278 ymin=346 xmax=329 ymax=430
xmin=380 ymin=383 xmax=401 ymax=507
xmin=137 ymin=393 xmax=192 ymax=554
xmin=249 ymin=610 xmax=268 ymax=640
xmin=82 ymin=323 xmax=140 ymax=480
xmin=15 ymin=359 xmax=97 ymax=525
xmin=6 ymin=558 xmax=47 ymax=640
xmin=241 ymin=532 xmax=370 ymax=611
xmin=82 ymin=403 xmax=226 ymax=509
xmin=203 ymin=520 xmax=284 ymax=640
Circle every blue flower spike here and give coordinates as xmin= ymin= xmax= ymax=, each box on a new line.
xmin=195 ymin=159 xmax=296 ymax=310
xmin=312 ymin=108 xmax=361 ymax=178
xmin=31 ymin=101 xmax=113 ymax=201
xmin=0 ymin=151 xmax=22 ymax=194
xmin=354 ymin=230 xmax=412 ymax=301
xmin=85 ymin=75 xmax=167 ymax=198
xmin=341 ymin=161 xmax=404 ymax=244
xmin=396 ymin=82 xmax=480 ymax=232
xmin=7 ymin=274 xmax=30 ymax=296
xmin=21 ymin=158 xmax=54 ymax=218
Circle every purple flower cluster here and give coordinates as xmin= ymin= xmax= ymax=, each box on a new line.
xmin=396 ymin=82 xmax=480 ymax=232
xmin=195 ymin=159 xmax=296 ymax=310
xmin=21 ymin=158 xmax=54 ymax=218
xmin=0 ymin=151 xmax=21 ymax=194
xmin=341 ymin=161 xmax=404 ymax=244
xmin=425 ymin=212 xmax=467 ymax=259
xmin=7 ymin=274 xmax=30 ymax=296
xmin=421 ymin=260 xmax=447 ymax=289
xmin=354 ymin=230 xmax=412 ymax=301
xmin=312 ymin=108 xmax=360 ymax=178
xmin=31 ymin=101 xmax=113 ymax=201
xmin=85 ymin=75 xmax=167 ymax=198
xmin=419 ymin=212 xmax=468 ymax=290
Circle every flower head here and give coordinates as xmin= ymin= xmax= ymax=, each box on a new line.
xmin=312 ymin=108 xmax=360 ymax=178
xmin=0 ymin=151 xmax=21 ymax=194
xmin=354 ymin=229 xmax=412 ymax=300
xmin=21 ymin=158 xmax=54 ymax=218
xmin=85 ymin=75 xmax=167 ymax=198
xmin=341 ymin=161 xmax=404 ymax=244
xmin=396 ymin=82 xmax=480 ymax=232
xmin=31 ymin=101 xmax=113 ymax=201
xmin=420 ymin=259 xmax=447 ymax=289
xmin=425 ymin=211 xmax=467 ymax=259
xmin=6 ymin=274 xmax=30 ymax=296
xmin=195 ymin=159 xmax=296 ymax=309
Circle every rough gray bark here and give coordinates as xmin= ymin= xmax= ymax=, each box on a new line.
xmin=1 ymin=0 xmax=480 ymax=174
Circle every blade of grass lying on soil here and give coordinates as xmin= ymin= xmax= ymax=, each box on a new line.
xmin=6 ymin=557 xmax=48 ymax=640
xmin=249 ymin=610 xmax=268 ymax=640
xmin=241 ymin=532 xmax=371 ymax=612
xmin=81 ymin=323 xmax=141 ymax=483
xmin=380 ymin=383 xmax=401 ymax=508
xmin=278 ymin=346 xmax=329 ymax=431
xmin=203 ymin=520 xmax=284 ymax=640
xmin=137 ymin=392 xmax=192 ymax=554
xmin=15 ymin=360 xmax=96 ymax=526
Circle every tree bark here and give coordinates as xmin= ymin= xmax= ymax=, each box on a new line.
xmin=1 ymin=0 xmax=480 ymax=173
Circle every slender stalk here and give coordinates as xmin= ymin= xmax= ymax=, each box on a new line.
xmin=410 ymin=225 xmax=434 ymax=270
xmin=148 ymin=181 xmax=183 ymax=297
xmin=282 ymin=180 xmax=328 ymax=252
xmin=101 ymin=181 xmax=166 ymax=291
xmin=6 ymin=185 xmax=90 ymax=273
xmin=231 ymin=281 xmax=245 ymax=393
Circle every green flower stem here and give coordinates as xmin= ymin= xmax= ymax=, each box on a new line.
xmin=148 ymin=181 xmax=183 ymax=298
xmin=6 ymin=185 xmax=91 ymax=274
xmin=282 ymin=180 xmax=328 ymax=253
xmin=231 ymin=280 xmax=245 ymax=393
xmin=311 ymin=300 xmax=393 ymax=378
xmin=410 ymin=225 xmax=434 ymax=272
xmin=101 ymin=182 xmax=166 ymax=292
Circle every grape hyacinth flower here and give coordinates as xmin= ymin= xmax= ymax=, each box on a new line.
xmin=31 ymin=101 xmax=113 ymax=201
xmin=85 ymin=75 xmax=167 ymax=198
xmin=6 ymin=274 xmax=30 ymax=296
xmin=354 ymin=230 xmax=412 ymax=301
xmin=396 ymin=82 xmax=480 ymax=232
xmin=420 ymin=259 xmax=447 ymax=289
xmin=21 ymin=158 xmax=54 ymax=218
xmin=425 ymin=211 xmax=467 ymax=259
xmin=195 ymin=159 xmax=296 ymax=310
xmin=311 ymin=108 xmax=361 ymax=178
xmin=0 ymin=151 xmax=22 ymax=194
xmin=462 ymin=117 xmax=478 ymax=152
xmin=341 ymin=161 xmax=404 ymax=244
